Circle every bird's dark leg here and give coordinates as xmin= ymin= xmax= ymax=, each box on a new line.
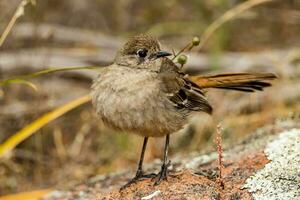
xmin=135 ymin=136 xmax=149 ymax=177
xmin=154 ymin=134 xmax=171 ymax=185
xmin=121 ymin=137 xmax=155 ymax=189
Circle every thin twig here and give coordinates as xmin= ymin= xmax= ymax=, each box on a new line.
xmin=215 ymin=124 xmax=224 ymax=189
xmin=172 ymin=42 xmax=193 ymax=60
xmin=69 ymin=123 xmax=91 ymax=158
xmin=172 ymin=0 xmax=274 ymax=66
xmin=0 ymin=0 xmax=35 ymax=47
xmin=53 ymin=127 xmax=67 ymax=160
xmin=198 ymin=0 xmax=274 ymax=50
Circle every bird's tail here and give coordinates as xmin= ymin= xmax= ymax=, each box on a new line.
xmin=189 ymin=73 xmax=277 ymax=92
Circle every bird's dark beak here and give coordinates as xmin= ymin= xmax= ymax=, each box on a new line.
xmin=153 ymin=51 xmax=172 ymax=59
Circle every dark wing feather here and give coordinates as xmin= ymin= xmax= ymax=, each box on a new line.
xmin=159 ymin=58 xmax=212 ymax=114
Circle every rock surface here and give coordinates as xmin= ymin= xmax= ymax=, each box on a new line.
xmin=43 ymin=119 xmax=300 ymax=200
xmin=243 ymin=129 xmax=300 ymax=200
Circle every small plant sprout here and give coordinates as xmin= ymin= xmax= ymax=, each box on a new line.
xmin=192 ymin=36 xmax=200 ymax=46
xmin=177 ymin=54 xmax=188 ymax=68
xmin=172 ymin=36 xmax=200 ymax=60
xmin=215 ymin=123 xmax=225 ymax=189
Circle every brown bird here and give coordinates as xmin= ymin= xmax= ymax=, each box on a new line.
xmin=91 ymin=34 xmax=276 ymax=186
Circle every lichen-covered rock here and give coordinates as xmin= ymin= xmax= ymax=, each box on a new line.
xmin=43 ymin=119 xmax=300 ymax=200
xmin=243 ymin=129 xmax=300 ymax=200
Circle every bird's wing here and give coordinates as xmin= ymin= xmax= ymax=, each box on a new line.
xmin=159 ymin=58 xmax=212 ymax=114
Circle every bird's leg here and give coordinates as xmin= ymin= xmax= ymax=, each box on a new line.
xmin=135 ymin=136 xmax=149 ymax=178
xmin=154 ymin=134 xmax=171 ymax=185
xmin=121 ymin=137 xmax=155 ymax=190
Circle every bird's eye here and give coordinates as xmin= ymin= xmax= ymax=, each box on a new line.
xmin=137 ymin=49 xmax=148 ymax=58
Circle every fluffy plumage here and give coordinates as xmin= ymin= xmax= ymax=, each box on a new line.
xmin=91 ymin=34 xmax=277 ymax=137
xmin=91 ymin=34 xmax=277 ymax=187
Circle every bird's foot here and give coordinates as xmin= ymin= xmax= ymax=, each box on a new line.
xmin=154 ymin=160 xmax=171 ymax=185
xmin=120 ymin=170 xmax=156 ymax=190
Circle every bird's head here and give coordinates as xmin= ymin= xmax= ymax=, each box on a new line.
xmin=115 ymin=34 xmax=172 ymax=71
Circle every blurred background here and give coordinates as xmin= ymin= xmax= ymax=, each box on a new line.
xmin=0 ymin=0 xmax=300 ymax=196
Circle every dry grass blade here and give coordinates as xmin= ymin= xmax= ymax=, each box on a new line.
xmin=0 ymin=189 xmax=51 ymax=200
xmin=0 ymin=66 xmax=97 ymax=88
xmin=198 ymin=0 xmax=274 ymax=50
xmin=1 ymin=79 xmax=38 ymax=91
xmin=0 ymin=95 xmax=91 ymax=158
xmin=172 ymin=0 xmax=273 ymax=59
xmin=0 ymin=0 xmax=35 ymax=47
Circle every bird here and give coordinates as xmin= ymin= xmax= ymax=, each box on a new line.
xmin=91 ymin=34 xmax=277 ymax=187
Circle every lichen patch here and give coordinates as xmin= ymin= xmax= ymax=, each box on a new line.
xmin=243 ymin=129 xmax=300 ymax=200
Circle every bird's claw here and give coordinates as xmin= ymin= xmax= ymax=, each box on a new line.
xmin=120 ymin=171 xmax=156 ymax=190
xmin=154 ymin=160 xmax=171 ymax=185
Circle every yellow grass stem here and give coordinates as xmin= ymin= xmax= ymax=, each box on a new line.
xmin=0 ymin=95 xmax=91 ymax=158
xmin=0 ymin=189 xmax=51 ymax=200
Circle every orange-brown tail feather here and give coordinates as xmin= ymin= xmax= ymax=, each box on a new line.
xmin=189 ymin=73 xmax=277 ymax=92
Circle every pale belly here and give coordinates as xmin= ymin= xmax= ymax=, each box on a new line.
xmin=91 ymin=66 xmax=186 ymax=137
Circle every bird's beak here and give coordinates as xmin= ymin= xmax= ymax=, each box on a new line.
xmin=153 ymin=51 xmax=172 ymax=59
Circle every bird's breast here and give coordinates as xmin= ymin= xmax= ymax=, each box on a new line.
xmin=91 ymin=66 xmax=185 ymax=137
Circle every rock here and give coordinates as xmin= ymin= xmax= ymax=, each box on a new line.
xmin=43 ymin=119 xmax=300 ymax=200
xmin=243 ymin=129 xmax=300 ymax=200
